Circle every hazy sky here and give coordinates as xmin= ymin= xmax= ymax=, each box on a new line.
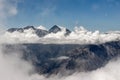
xmin=1 ymin=0 xmax=120 ymax=31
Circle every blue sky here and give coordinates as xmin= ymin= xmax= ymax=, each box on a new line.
xmin=6 ymin=0 xmax=120 ymax=31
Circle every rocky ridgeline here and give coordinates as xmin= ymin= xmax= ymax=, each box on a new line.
xmin=7 ymin=25 xmax=71 ymax=37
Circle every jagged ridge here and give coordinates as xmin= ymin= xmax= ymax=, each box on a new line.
xmin=7 ymin=25 xmax=71 ymax=37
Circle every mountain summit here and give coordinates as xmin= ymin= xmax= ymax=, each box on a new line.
xmin=49 ymin=25 xmax=71 ymax=35
xmin=49 ymin=25 xmax=62 ymax=33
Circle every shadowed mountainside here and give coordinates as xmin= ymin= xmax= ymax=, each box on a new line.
xmin=1 ymin=41 xmax=120 ymax=76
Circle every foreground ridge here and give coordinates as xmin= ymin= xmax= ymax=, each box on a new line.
xmin=2 ymin=41 xmax=120 ymax=76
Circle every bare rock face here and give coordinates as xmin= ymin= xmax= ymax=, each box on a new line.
xmin=8 ymin=28 xmax=24 ymax=33
xmin=7 ymin=25 xmax=71 ymax=37
xmin=7 ymin=26 xmax=49 ymax=37
xmin=49 ymin=25 xmax=71 ymax=35
xmin=49 ymin=25 xmax=62 ymax=33
xmin=2 ymin=41 xmax=120 ymax=75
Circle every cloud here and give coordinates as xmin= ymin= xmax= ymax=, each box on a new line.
xmin=40 ymin=6 xmax=56 ymax=16
xmin=107 ymin=0 xmax=120 ymax=6
xmin=1 ymin=26 xmax=120 ymax=44
xmin=107 ymin=0 xmax=116 ymax=2
xmin=0 ymin=43 xmax=34 ymax=80
xmin=37 ymin=0 xmax=57 ymax=17
xmin=0 ymin=0 xmax=18 ymax=18
xmin=0 ymin=0 xmax=20 ymax=27
xmin=92 ymin=4 xmax=100 ymax=11
xmin=61 ymin=59 xmax=120 ymax=80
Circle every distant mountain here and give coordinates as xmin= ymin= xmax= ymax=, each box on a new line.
xmin=7 ymin=25 xmax=71 ymax=37
xmin=49 ymin=25 xmax=61 ymax=33
xmin=2 ymin=41 xmax=120 ymax=76
xmin=23 ymin=26 xmax=36 ymax=30
xmin=8 ymin=28 xmax=24 ymax=33
xmin=49 ymin=25 xmax=71 ymax=35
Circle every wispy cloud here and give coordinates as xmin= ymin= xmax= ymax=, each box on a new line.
xmin=107 ymin=0 xmax=120 ymax=6
xmin=91 ymin=4 xmax=100 ymax=11
xmin=38 ymin=0 xmax=57 ymax=17
xmin=0 ymin=0 xmax=21 ymax=27
xmin=40 ymin=6 xmax=56 ymax=17
xmin=0 ymin=0 xmax=18 ymax=18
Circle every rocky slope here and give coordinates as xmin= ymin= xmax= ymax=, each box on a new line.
xmin=2 ymin=41 xmax=120 ymax=76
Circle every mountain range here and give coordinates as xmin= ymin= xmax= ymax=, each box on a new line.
xmin=2 ymin=25 xmax=120 ymax=76
xmin=7 ymin=25 xmax=71 ymax=37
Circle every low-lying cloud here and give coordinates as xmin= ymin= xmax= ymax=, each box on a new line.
xmin=0 ymin=45 xmax=32 ymax=80
xmin=1 ymin=26 xmax=120 ymax=44
xmin=58 ymin=59 xmax=120 ymax=80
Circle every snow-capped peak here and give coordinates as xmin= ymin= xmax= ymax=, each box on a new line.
xmin=36 ymin=25 xmax=47 ymax=30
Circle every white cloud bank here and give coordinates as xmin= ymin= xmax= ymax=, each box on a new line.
xmin=1 ymin=26 xmax=120 ymax=44
xmin=0 ymin=43 xmax=33 ymax=80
